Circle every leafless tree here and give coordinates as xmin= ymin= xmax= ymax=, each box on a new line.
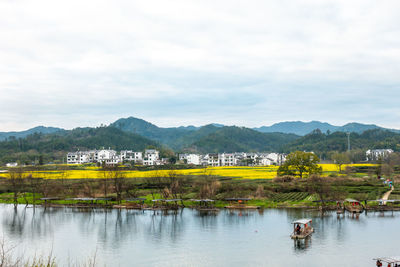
xmin=195 ymin=168 xmax=221 ymax=199
xmin=7 ymin=168 xmax=25 ymax=208
xmin=103 ymin=166 xmax=126 ymax=203
xmin=307 ymin=175 xmax=336 ymax=211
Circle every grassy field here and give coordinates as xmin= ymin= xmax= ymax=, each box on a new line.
xmin=3 ymin=163 xmax=376 ymax=180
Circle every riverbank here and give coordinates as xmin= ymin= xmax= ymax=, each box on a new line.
xmin=0 ymin=168 xmax=397 ymax=210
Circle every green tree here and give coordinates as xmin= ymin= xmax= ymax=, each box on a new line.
xmin=331 ymin=152 xmax=351 ymax=172
xmin=278 ymin=151 xmax=322 ymax=178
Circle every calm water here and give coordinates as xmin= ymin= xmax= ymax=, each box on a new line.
xmin=0 ymin=204 xmax=399 ymax=267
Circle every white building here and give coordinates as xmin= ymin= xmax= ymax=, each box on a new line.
xmin=143 ymin=149 xmax=160 ymax=165
xmin=67 ymin=149 xmax=119 ymax=165
xmin=179 ymin=154 xmax=201 ymax=165
xmin=6 ymin=162 xmax=18 ymax=167
xmin=366 ymin=149 xmax=394 ymax=161
xmin=67 ymin=151 xmax=92 ymax=164
xmin=207 ymin=154 xmax=219 ymax=166
xmin=199 ymin=152 xmax=286 ymax=167
xmin=120 ymin=150 xmax=143 ymax=163
xmin=219 ymin=153 xmax=236 ymax=166
xmin=97 ymin=149 xmax=118 ymax=163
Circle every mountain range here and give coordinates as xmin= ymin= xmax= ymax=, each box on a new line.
xmin=253 ymin=121 xmax=400 ymax=135
xmin=0 ymin=126 xmax=64 ymax=141
xmin=1 ymin=117 xmax=400 ymax=164
xmin=2 ymin=118 xmax=397 ymax=142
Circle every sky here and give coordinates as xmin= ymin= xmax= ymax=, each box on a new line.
xmin=1 ymin=0 xmax=400 ymax=131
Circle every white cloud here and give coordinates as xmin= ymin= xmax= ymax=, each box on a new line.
xmin=0 ymin=0 xmax=400 ymax=130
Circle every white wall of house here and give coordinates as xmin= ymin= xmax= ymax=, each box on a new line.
xmin=187 ymin=154 xmax=201 ymax=165
xmin=120 ymin=150 xmax=143 ymax=163
xmin=366 ymin=149 xmax=394 ymax=161
xmin=6 ymin=162 xmax=18 ymax=167
xmin=97 ymin=149 xmax=117 ymax=162
xmin=179 ymin=154 xmax=201 ymax=165
xmin=143 ymin=149 xmax=160 ymax=165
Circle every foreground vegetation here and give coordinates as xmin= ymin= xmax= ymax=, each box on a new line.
xmin=0 ymin=163 xmax=396 ymax=209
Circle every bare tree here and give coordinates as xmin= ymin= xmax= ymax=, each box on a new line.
xmin=7 ymin=168 xmax=25 ymax=208
xmin=307 ymin=175 xmax=335 ymax=211
xmin=197 ymin=169 xmax=220 ymax=199
xmin=103 ymin=166 xmax=126 ymax=203
xmin=331 ymin=152 xmax=350 ymax=173
xmin=113 ymin=169 xmax=126 ymax=204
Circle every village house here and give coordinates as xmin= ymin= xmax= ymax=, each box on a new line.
xmin=179 ymin=154 xmax=201 ymax=165
xmin=67 ymin=149 xmax=149 ymax=165
xmin=143 ymin=149 xmax=160 ymax=165
xmin=120 ymin=150 xmax=143 ymax=163
xmin=366 ymin=149 xmax=394 ymax=161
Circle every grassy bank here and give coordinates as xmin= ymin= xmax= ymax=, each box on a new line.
xmin=0 ymin=169 xmax=394 ymax=209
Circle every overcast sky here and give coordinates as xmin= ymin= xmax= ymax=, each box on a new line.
xmin=1 ymin=0 xmax=400 ymax=131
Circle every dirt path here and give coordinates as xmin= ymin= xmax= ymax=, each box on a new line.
xmin=382 ymin=186 xmax=394 ymax=205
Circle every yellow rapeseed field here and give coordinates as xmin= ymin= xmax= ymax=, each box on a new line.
xmin=6 ymin=164 xmax=376 ymax=180
xmin=26 ymin=166 xmax=279 ymax=180
xmin=319 ymin=163 xmax=376 ymax=172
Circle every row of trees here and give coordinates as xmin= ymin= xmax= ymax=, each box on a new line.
xmin=278 ymin=150 xmax=400 ymax=178
xmin=2 ymin=167 xmax=223 ymax=207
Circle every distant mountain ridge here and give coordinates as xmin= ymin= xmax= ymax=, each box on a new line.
xmin=1 ymin=116 xmax=400 ymax=164
xmin=110 ymin=117 xmax=299 ymax=152
xmin=0 ymin=126 xmax=64 ymax=141
xmin=254 ymin=121 xmax=399 ymax=136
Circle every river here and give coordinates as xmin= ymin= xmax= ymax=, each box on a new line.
xmin=0 ymin=204 xmax=398 ymax=266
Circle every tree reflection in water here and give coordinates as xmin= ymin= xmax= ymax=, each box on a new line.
xmin=148 ymin=209 xmax=185 ymax=243
xmin=293 ymin=237 xmax=312 ymax=253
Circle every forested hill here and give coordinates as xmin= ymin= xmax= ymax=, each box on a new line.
xmin=282 ymin=129 xmax=400 ymax=155
xmin=110 ymin=117 xmax=199 ymax=148
xmin=0 ymin=127 xmax=161 ymax=164
xmin=184 ymin=126 xmax=299 ymax=153
xmin=110 ymin=117 xmax=298 ymax=151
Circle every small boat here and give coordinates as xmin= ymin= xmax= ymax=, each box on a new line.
xmin=373 ymin=256 xmax=400 ymax=266
xmin=344 ymin=198 xmax=364 ymax=213
xmin=291 ymin=219 xmax=314 ymax=239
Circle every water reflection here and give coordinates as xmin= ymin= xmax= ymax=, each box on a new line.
xmin=293 ymin=237 xmax=312 ymax=252
xmin=1 ymin=205 xmax=400 ymax=266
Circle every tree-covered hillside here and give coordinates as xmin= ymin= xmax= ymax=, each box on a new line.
xmin=282 ymin=129 xmax=400 ymax=157
xmin=185 ymin=126 xmax=299 ymax=153
xmin=111 ymin=117 xmax=197 ymax=147
xmin=0 ymin=127 xmax=161 ymax=165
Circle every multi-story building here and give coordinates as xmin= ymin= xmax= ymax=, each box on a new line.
xmin=67 ymin=151 xmax=92 ymax=164
xmin=219 ymin=153 xmax=236 ymax=166
xmin=179 ymin=154 xmax=201 ymax=165
xmin=366 ymin=149 xmax=394 ymax=161
xmin=97 ymin=149 xmax=117 ymax=163
xmin=207 ymin=153 xmax=219 ymax=166
xmin=143 ymin=149 xmax=160 ymax=165
xmin=120 ymin=150 xmax=143 ymax=163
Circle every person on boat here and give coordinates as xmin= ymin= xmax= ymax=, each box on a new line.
xmin=376 ymin=260 xmax=382 ymax=267
xmin=295 ymin=224 xmax=301 ymax=234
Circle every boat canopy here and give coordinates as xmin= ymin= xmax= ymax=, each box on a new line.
xmin=292 ymin=219 xmax=312 ymax=225
xmin=374 ymin=256 xmax=400 ymax=263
